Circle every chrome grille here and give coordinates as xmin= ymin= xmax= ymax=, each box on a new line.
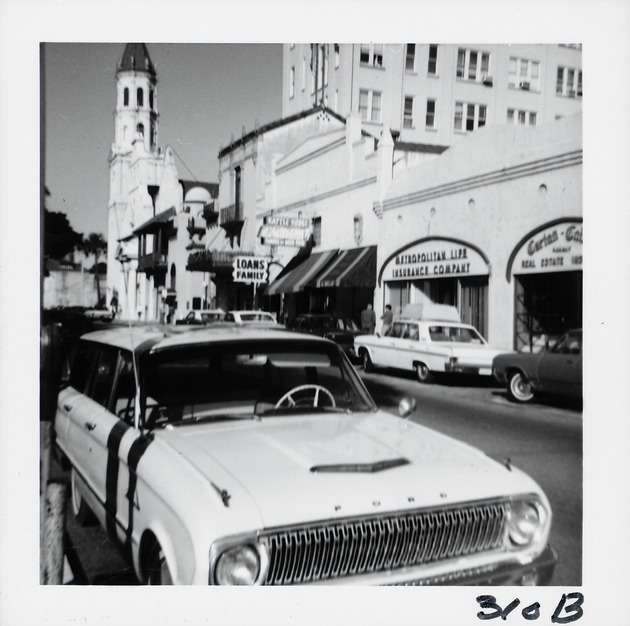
xmin=262 ymin=501 xmax=508 ymax=585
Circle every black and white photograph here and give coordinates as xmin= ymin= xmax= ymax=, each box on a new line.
xmin=1 ymin=1 xmax=629 ymax=625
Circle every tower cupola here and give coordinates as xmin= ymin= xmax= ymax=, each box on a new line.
xmin=113 ymin=43 xmax=159 ymax=155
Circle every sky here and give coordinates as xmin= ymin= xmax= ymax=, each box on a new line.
xmin=44 ymin=43 xmax=283 ymax=237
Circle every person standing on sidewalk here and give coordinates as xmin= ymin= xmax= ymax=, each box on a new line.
xmin=360 ymin=303 xmax=376 ymax=334
xmin=380 ymin=304 xmax=393 ymax=336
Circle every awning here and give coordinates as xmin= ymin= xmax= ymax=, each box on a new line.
xmin=264 ymin=250 xmax=338 ymax=296
xmin=313 ymin=246 xmax=377 ymax=288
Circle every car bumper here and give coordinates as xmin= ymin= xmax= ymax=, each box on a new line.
xmin=445 ymin=363 xmax=494 ymax=376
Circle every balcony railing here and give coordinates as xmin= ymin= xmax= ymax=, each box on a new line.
xmin=137 ymin=251 xmax=168 ymax=273
xmin=220 ymin=202 xmax=243 ymax=224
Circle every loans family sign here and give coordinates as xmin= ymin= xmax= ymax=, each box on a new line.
xmin=510 ymin=221 xmax=583 ymax=277
xmin=232 ymin=256 xmax=270 ymax=284
xmin=380 ymin=238 xmax=489 ymax=284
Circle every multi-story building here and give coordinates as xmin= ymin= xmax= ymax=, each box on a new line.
xmin=282 ymin=44 xmax=582 ymax=147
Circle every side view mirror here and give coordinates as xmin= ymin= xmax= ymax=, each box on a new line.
xmin=398 ymin=397 xmax=417 ymax=418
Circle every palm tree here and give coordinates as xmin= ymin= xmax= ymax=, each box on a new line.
xmin=81 ymin=233 xmax=107 ymax=305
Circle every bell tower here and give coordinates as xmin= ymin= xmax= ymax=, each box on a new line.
xmin=107 ymin=43 xmax=161 ymax=319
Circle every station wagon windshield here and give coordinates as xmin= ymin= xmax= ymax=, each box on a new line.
xmin=142 ymin=340 xmax=375 ymax=427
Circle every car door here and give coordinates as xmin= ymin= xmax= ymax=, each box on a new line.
xmin=64 ymin=343 xmax=120 ymax=524
xmin=537 ymin=331 xmax=582 ymax=396
xmin=380 ymin=322 xmax=408 ymax=368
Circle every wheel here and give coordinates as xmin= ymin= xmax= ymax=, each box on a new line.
xmin=508 ymin=371 xmax=535 ymax=403
xmin=146 ymin=542 xmax=173 ymax=585
xmin=275 ymin=384 xmax=336 ymax=409
xmin=414 ymin=362 xmax=433 ymax=383
xmin=70 ymin=468 xmax=95 ymax=526
xmin=362 ymin=350 xmax=374 ymax=373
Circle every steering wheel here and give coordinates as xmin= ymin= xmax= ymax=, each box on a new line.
xmin=274 ymin=384 xmax=336 ymax=409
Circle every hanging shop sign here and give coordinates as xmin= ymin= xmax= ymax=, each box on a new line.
xmin=258 ymin=216 xmax=311 ymax=247
xmin=379 ymin=237 xmax=490 ymax=285
xmin=232 ymin=256 xmax=270 ymax=284
xmin=509 ymin=220 xmax=582 ymax=278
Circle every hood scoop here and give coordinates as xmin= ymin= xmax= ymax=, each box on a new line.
xmin=310 ymin=458 xmax=410 ymax=474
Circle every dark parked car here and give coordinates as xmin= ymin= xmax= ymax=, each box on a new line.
xmin=493 ymin=329 xmax=582 ymax=403
xmin=289 ymin=314 xmax=362 ymax=358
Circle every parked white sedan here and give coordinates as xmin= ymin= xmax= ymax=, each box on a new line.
xmin=55 ymin=325 xmax=555 ymax=585
xmin=356 ymin=315 xmax=506 ymax=383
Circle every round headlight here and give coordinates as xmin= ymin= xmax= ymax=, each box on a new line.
xmin=508 ymin=500 xmax=541 ymax=547
xmin=214 ymin=545 xmax=260 ymax=585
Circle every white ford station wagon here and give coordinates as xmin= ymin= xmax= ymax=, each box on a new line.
xmin=55 ymin=325 xmax=555 ymax=585
xmin=355 ymin=303 xmax=507 ymax=383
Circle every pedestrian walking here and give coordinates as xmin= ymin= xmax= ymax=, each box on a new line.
xmin=380 ymin=304 xmax=393 ymax=336
xmin=360 ymin=303 xmax=376 ymax=334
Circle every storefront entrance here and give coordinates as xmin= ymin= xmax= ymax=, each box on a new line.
xmin=514 ymin=271 xmax=582 ymax=351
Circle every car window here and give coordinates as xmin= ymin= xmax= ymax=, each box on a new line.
xmin=69 ymin=343 xmax=99 ymax=393
xmin=112 ymin=351 xmax=137 ymax=423
xmin=408 ymin=324 xmax=419 ymax=340
xmin=142 ymin=341 xmax=375 ymax=427
xmin=224 ymin=313 xmax=234 ymax=322
xmin=87 ymin=348 xmax=119 ymax=408
xmin=428 ymin=326 xmax=484 ymax=343
xmin=390 ymin=322 xmax=406 ymax=338
xmin=552 ymin=332 xmax=582 ymax=355
xmin=186 ymin=312 xmax=195 ymax=321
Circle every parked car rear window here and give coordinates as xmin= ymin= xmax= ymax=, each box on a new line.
xmin=429 ymin=326 xmax=484 ymax=344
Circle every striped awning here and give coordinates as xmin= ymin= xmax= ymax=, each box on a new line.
xmin=313 ymin=246 xmax=377 ymax=288
xmin=264 ymin=250 xmax=338 ymax=296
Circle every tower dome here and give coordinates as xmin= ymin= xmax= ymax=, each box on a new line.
xmin=118 ymin=43 xmax=156 ymax=77
xmin=185 ymin=186 xmax=213 ymax=204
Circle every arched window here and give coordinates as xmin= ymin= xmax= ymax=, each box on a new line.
xmin=137 ymin=123 xmax=144 ymax=137
xmin=123 ymin=87 xmax=129 ymax=106
xmin=137 ymin=87 xmax=144 ymax=107
xmin=170 ymin=264 xmax=177 ymax=289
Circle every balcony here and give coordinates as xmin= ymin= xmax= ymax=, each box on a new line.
xmin=220 ymin=202 xmax=242 ymax=224
xmin=137 ymin=250 xmax=168 ymax=274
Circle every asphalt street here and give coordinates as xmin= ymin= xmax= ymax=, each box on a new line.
xmin=58 ymin=366 xmax=582 ymax=586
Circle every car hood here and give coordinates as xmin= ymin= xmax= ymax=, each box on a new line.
xmin=156 ymin=411 xmax=541 ymax=528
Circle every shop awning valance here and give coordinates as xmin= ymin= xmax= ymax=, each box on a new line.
xmin=264 ymin=250 xmax=338 ymax=296
xmin=313 ymin=246 xmax=377 ymax=288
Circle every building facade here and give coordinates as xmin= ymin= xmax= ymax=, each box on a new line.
xmin=374 ymin=114 xmax=582 ymax=351
xmin=282 ymin=44 xmax=583 ymax=148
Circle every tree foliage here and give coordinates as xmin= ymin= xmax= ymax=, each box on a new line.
xmin=44 ymin=209 xmax=83 ymax=261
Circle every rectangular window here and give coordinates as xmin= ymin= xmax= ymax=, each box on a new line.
xmin=313 ymin=217 xmax=322 ymax=246
xmin=360 ymin=44 xmax=370 ymax=65
xmin=556 ymin=66 xmax=583 ymax=97
xmin=358 ymin=89 xmax=382 ymax=123
xmin=455 ymin=101 xmax=487 ymax=132
xmin=405 ymin=43 xmax=416 ymax=71
xmin=302 ymin=58 xmax=306 ymax=91
xmin=289 ymin=66 xmax=295 ymax=99
xmin=371 ymin=91 xmax=382 ymax=122
xmin=509 ymin=56 xmax=541 ymax=90
xmin=507 ymin=108 xmax=538 ymax=126
xmin=373 ymin=44 xmax=384 ymax=68
xmin=403 ymin=96 xmax=414 ymax=128
xmin=360 ymin=43 xmax=385 ymax=68
xmin=334 ymin=43 xmax=340 ymax=68
xmin=428 ymin=44 xmax=438 ymax=75
xmin=456 ymin=48 xmax=491 ymax=82
xmin=426 ymin=98 xmax=436 ymax=128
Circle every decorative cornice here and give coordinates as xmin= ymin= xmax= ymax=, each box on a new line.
xmin=382 ymin=149 xmax=583 ymax=212
xmin=260 ymin=177 xmax=377 ymax=219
